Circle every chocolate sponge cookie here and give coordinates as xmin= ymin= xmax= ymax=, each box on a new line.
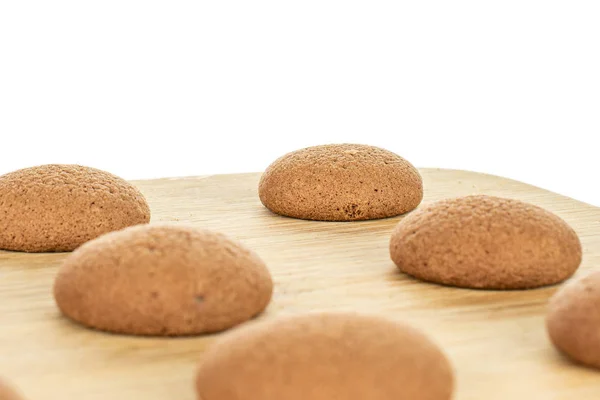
xmin=258 ymin=144 xmax=423 ymax=221
xmin=53 ymin=224 xmax=273 ymax=336
xmin=196 ymin=312 xmax=454 ymax=400
xmin=389 ymin=195 xmax=582 ymax=289
xmin=0 ymin=164 xmax=150 ymax=252
xmin=547 ymin=271 xmax=600 ymax=369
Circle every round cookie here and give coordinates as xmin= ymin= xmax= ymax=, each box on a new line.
xmin=53 ymin=224 xmax=273 ymax=336
xmin=196 ymin=312 xmax=454 ymax=400
xmin=547 ymin=271 xmax=600 ymax=368
xmin=258 ymin=144 xmax=423 ymax=221
xmin=389 ymin=195 xmax=582 ymax=289
xmin=0 ymin=164 xmax=150 ymax=252
xmin=0 ymin=379 xmax=24 ymax=400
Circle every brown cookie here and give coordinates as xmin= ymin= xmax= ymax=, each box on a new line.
xmin=0 ymin=379 xmax=24 ymax=400
xmin=258 ymin=144 xmax=423 ymax=221
xmin=389 ymin=195 xmax=582 ymax=289
xmin=196 ymin=312 xmax=454 ymax=400
xmin=53 ymin=224 xmax=273 ymax=336
xmin=0 ymin=164 xmax=150 ymax=252
xmin=547 ymin=271 xmax=600 ymax=368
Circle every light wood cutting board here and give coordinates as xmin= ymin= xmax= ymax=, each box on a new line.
xmin=1 ymin=168 xmax=599 ymax=400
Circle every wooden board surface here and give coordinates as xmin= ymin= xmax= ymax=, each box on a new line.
xmin=1 ymin=168 xmax=600 ymax=400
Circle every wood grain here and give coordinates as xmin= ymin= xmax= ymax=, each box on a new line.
xmin=1 ymin=168 xmax=599 ymax=399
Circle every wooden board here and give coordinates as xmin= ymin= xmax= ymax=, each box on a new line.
xmin=1 ymin=168 xmax=600 ymax=400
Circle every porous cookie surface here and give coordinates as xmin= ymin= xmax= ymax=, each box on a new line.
xmin=53 ymin=225 xmax=273 ymax=336
xmin=258 ymin=144 xmax=423 ymax=221
xmin=196 ymin=312 xmax=454 ymax=400
xmin=547 ymin=271 xmax=600 ymax=368
xmin=389 ymin=195 xmax=582 ymax=289
xmin=0 ymin=164 xmax=150 ymax=252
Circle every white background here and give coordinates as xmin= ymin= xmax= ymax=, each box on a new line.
xmin=1 ymin=1 xmax=599 ymax=205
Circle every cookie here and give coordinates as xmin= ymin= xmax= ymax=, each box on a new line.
xmin=389 ymin=195 xmax=582 ymax=289
xmin=53 ymin=224 xmax=273 ymax=336
xmin=196 ymin=312 xmax=454 ymax=400
xmin=258 ymin=144 xmax=423 ymax=221
xmin=0 ymin=379 xmax=24 ymax=400
xmin=0 ymin=164 xmax=150 ymax=252
xmin=547 ymin=271 xmax=600 ymax=368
